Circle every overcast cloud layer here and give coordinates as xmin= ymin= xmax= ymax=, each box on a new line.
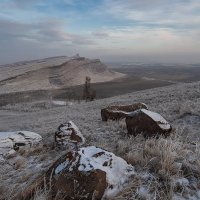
xmin=0 ymin=0 xmax=200 ymax=64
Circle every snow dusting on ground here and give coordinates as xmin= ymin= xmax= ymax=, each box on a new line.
xmin=0 ymin=81 xmax=199 ymax=199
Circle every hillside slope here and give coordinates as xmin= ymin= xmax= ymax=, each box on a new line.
xmin=0 ymin=56 xmax=124 ymax=93
xmin=0 ymin=81 xmax=200 ymax=199
xmin=0 ymin=56 xmax=70 ymax=82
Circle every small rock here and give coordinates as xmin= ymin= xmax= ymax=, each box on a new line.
xmin=55 ymin=121 xmax=85 ymax=147
xmin=8 ymin=149 xmax=16 ymax=155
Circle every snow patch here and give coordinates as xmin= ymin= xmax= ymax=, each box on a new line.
xmin=137 ymin=186 xmax=149 ymax=198
xmin=55 ymin=160 xmax=70 ymax=174
xmin=52 ymin=100 xmax=67 ymax=106
xmin=52 ymin=100 xmax=74 ymax=106
xmin=0 ymin=132 xmax=15 ymax=139
xmin=174 ymin=178 xmax=189 ymax=187
xmin=78 ymin=146 xmax=135 ymax=199
xmin=6 ymin=131 xmax=42 ymax=144
xmin=141 ymin=109 xmax=171 ymax=130
xmin=142 ymin=76 xmax=156 ymax=81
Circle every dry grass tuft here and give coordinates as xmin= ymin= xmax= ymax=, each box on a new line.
xmin=15 ymin=158 xmax=26 ymax=170
xmin=19 ymin=173 xmax=33 ymax=183
xmin=34 ymin=188 xmax=50 ymax=200
xmin=111 ymin=129 xmax=200 ymax=200
xmin=28 ymin=146 xmax=43 ymax=156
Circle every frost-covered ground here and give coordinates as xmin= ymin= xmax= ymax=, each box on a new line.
xmin=0 ymin=81 xmax=200 ymax=199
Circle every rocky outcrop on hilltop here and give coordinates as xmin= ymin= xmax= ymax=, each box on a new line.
xmin=47 ymin=57 xmax=124 ymax=87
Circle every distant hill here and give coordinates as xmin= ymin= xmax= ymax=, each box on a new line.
xmin=0 ymin=56 xmax=124 ymax=93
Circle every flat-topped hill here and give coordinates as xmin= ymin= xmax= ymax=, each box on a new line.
xmin=0 ymin=56 xmax=124 ymax=94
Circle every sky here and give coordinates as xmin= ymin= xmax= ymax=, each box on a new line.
xmin=0 ymin=0 xmax=200 ymax=64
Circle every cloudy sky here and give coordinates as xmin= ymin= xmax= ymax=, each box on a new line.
xmin=0 ymin=0 xmax=200 ymax=64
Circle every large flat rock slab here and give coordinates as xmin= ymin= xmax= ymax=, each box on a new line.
xmin=0 ymin=131 xmax=42 ymax=159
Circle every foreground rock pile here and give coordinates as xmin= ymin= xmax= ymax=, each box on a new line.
xmin=31 ymin=146 xmax=134 ymax=200
xmin=1 ymin=103 xmax=173 ymax=200
xmin=16 ymin=121 xmax=135 ymax=200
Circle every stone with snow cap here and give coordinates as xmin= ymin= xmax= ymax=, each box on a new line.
xmin=126 ymin=109 xmax=172 ymax=137
xmin=0 ymin=131 xmax=42 ymax=157
xmin=55 ymin=121 xmax=85 ymax=147
xmin=21 ymin=146 xmax=135 ymax=200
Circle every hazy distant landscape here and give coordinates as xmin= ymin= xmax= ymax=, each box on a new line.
xmin=93 ymin=63 xmax=200 ymax=98
xmin=1 ymin=57 xmax=200 ymax=106
xmin=0 ymin=57 xmax=200 ymax=200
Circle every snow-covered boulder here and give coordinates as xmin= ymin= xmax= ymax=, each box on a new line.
xmin=25 ymin=146 xmax=135 ymax=200
xmin=55 ymin=121 xmax=85 ymax=147
xmin=0 ymin=131 xmax=42 ymax=156
xmin=126 ymin=109 xmax=172 ymax=137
